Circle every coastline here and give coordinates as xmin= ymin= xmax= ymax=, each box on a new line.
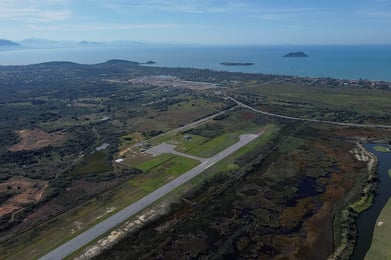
xmin=1 ymin=45 xmax=391 ymax=81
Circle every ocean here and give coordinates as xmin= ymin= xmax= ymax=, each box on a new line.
xmin=1 ymin=45 xmax=391 ymax=81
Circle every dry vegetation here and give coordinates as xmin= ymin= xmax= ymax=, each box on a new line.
xmin=8 ymin=129 xmax=66 ymax=152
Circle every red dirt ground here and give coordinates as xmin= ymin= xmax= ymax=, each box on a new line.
xmin=0 ymin=178 xmax=48 ymax=218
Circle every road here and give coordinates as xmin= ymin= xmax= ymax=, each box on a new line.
xmin=39 ymin=134 xmax=259 ymax=260
xmin=227 ymin=96 xmax=391 ymax=129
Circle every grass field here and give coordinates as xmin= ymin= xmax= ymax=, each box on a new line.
xmin=238 ymin=83 xmax=391 ymax=113
xmin=187 ymin=133 xmax=240 ymax=158
xmin=365 ymin=198 xmax=391 ymax=260
xmin=167 ymin=134 xmax=209 ymax=153
xmin=136 ymin=154 xmax=175 ymax=172
xmin=233 ymin=83 xmax=391 ymax=123
xmin=131 ymin=156 xmax=199 ymax=192
xmin=373 ymin=146 xmax=391 ymax=153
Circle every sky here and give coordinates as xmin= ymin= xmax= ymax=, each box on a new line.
xmin=1 ymin=0 xmax=391 ymax=45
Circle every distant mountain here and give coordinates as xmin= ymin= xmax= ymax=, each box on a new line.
xmin=15 ymin=38 xmax=155 ymax=49
xmin=21 ymin=38 xmax=58 ymax=46
xmin=0 ymin=39 xmax=21 ymax=47
xmin=283 ymin=51 xmax=309 ymax=58
xmin=20 ymin=38 xmax=77 ymax=48
xmin=79 ymin=41 xmax=104 ymax=46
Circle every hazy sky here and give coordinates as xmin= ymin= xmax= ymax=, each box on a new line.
xmin=1 ymin=0 xmax=391 ymax=44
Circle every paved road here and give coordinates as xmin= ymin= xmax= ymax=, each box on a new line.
xmin=226 ymin=96 xmax=391 ymax=129
xmin=146 ymin=143 xmax=207 ymax=162
xmin=39 ymin=134 xmax=259 ymax=260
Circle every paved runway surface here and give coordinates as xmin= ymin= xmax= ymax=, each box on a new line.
xmin=39 ymin=134 xmax=259 ymax=260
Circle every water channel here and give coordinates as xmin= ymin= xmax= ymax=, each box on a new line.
xmin=351 ymin=144 xmax=391 ymax=260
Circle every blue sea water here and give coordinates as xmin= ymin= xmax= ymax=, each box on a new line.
xmin=1 ymin=45 xmax=391 ymax=81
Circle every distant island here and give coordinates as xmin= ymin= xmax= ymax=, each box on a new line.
xmin=220 ymin=62 xmax=254 ymax=66
xmin=283 ymin=52 xmax=309 ymax=58
xmin=144 ymin=61 xmax=156 ymax=65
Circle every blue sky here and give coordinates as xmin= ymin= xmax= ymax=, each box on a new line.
xmin=1 ymin=0 xmax=391 ymax=44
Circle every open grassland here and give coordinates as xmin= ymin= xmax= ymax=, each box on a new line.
xmin=126 ymin=96 xmax=227 ymax=134
xmin=180 ymin=109 xmax=264 ymax=157
xmin=187 ymin=133 xmax=240 ymax=158
xmin=239 ymin=83 xmax=391 ymax=113
xmin=365 ymin=198 xmax=391 ymax=260
xmin=373 ymin=146 xmax=391 ymax=152
xmin=131 ymin=156 xmax=199 ymax=193
xmin=233 ymin=83 xmax=391 ymax=124
xmin=167 ymin=134 xmax=209 ymax=153
xmin=136 ymin=154 xmax=176 ymax=172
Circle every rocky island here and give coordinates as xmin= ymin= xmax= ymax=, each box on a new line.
xmin=220 ymin=62 xmax=254 ymax=66
xmin=283 ymin=51 xmax=309 ymax=58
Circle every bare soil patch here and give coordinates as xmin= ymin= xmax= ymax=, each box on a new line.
xmin=0 ymin=178 xmax=48 ymax=218
xmin=8 ymin=129 xmax=66 ymax=152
